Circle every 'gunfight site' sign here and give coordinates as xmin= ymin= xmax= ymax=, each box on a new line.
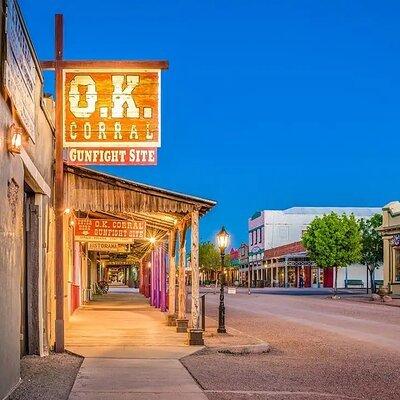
xmin=74 ymin=218 xmax=146 ymax=244
xmin=63 ymin=70 xmax=160 ymax=165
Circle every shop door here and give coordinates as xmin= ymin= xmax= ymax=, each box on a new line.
xmin=311 ymin=268 xmax=319 ymax=288
xmin=323 ymin=267 xmax=334 ymax=288
xmin=21 ymin=186 xmax=40 ymax=356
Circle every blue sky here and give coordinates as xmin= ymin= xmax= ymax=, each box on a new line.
xmin=21 ymin=0 xmax=400 ymax=247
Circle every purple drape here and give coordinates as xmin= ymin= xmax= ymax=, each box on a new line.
xmin=149 ymin=245 xmax=167 ymax=311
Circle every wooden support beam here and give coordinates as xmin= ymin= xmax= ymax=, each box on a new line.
xmin=54 ymin=14 xmax=65 ymax=353
xmin=190 ymin=210 xmax=200 ymax=329
xmin=176 ymin=223 xmax=188 ymax=332
xmin=41 ymin=59 xmax=169 ymax=71
xmin=188 ymin=210 xmax=204 ymax=345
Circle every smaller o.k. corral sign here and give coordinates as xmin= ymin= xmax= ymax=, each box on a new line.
xmin=74 ymin=219 xmax=146 ymax=244
xmin=63 ymin=69 xmax=160 ymax=165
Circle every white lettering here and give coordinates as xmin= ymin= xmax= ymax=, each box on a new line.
xmin=69 ymin=75 xmax=98 ymax=118
xmin=111 ymin=75 xmax=139 ymax=118
xmin=114 ymin=122 xmax=122 ymax=139
xmin=83 ymin=122 xmax=91 ymax=139
xmin=98 ymin=122 xmax=106 ymax=139
xmin=70 ymin=122 xmax=77 ymax=140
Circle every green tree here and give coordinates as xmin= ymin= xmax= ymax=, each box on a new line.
xmin=198 ymin=242 xmax=233 ymax=286
xmin=359 ymin=214 xmax=383 ymax=294
xmin=302 ymin=213 xmax=362 ymax=296
xmin=199 ymin=241 xmax=220 ymax=274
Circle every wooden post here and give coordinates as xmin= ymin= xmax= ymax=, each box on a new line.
xmin=284 ymin=258 xmax=288 ymax=288
xmin=188 ymin=210 xmax=203 ymax=345
xmin=176 ymin=223 xmax=188 ymax=333
xmin=167 ymin=229 xmax=177 ymax=325
xmin=54 ymin=14 xmax=65 ymax=353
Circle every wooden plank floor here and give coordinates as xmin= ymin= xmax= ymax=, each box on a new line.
xmin=66 ymin=288 xmax=206 ymax=400
xmin=65 ymin=288 xmax=194 ymax=358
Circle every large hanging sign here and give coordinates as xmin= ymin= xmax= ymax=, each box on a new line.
xmin=4 ymin=0 xmax=36 ymax=141
xmin=87 ymin=242 xmax=130 ymax=253
xmin=63 ymin=70 xmax=160 ymax=165
xmin=74 ymin=218 xmax=146 ymax=243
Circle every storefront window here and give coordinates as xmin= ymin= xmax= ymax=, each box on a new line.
xmin=395 ymin=248 xmax=400 ymax=282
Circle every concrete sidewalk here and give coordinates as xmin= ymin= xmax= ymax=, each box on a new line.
xmin=66 ymin=289 xmax=206 ymax=400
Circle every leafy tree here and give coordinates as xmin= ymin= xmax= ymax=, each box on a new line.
xmin=197 ymin=242 xmax=233 ymax=286
xmin=199 ymin=242 xmax=220 ymax=274
xmin=359 ymin=214 xmax=383 ymax=294
xmin=302 ymin=213 xmax=362 ymax=296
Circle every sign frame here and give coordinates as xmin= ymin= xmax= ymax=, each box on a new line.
xmin=74 ymin=218 xmax=146 ymax=244
xmin=87 ymin=242 xmax=130 ymax=253
xmin=62 ymin=68 xmax=162 ymax=150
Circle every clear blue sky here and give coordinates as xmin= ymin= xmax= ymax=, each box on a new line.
xmin=21 ymin=0 xmax=400 ymax=247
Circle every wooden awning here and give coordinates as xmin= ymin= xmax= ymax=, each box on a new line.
xmin=65 ymin=165 xmax=215 ymax=216
xmin=64 ymin=165 xmax=216 ymax=262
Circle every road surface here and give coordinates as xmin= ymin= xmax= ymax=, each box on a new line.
xmin=183 ymin=290 xmax=400 ymax=400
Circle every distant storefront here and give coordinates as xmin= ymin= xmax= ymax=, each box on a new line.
xmin=262 ymin=241 xmax=382 ymax=289
xmin=381 ymin=202 xmax=400 ymax=295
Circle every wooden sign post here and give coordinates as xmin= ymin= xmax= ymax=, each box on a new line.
xmin=54 ymin=14 xmax=64 ymax=353
xmin=43 ymin=14 xmax=168 ymax=352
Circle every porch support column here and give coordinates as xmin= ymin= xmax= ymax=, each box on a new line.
xmin=188 ymin=210 xmax=203 ymax=345
xmin=271 ymin=261 xmax=275 ymax=287
xmin=167 ymin=229 xmax=177 ymax=326
xmin=284 ymin=258 xmax=288 ymax=288
xmin=176 ymin=222 xmax=188 ymax=333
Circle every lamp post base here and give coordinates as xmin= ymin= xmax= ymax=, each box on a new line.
xmin=188 ymin=329 xmax=204 ymax=345
xmin=217 ymin=327 xmax=227 ymax=334
xmin=166 ymin=313 xmax=176 ymax=326
xmin=176 ymin=319 xmax=188 ymax=333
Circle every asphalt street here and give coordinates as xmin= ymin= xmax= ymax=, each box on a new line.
xmin=182 ymin=291 xmax=400 ymax=400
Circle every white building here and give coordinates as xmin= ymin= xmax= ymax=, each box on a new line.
xmin=247 ymin=207 xmax=383 ymax=288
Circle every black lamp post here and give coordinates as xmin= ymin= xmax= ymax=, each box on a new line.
xmin=216 ymin=226 xmax=229 ymax=333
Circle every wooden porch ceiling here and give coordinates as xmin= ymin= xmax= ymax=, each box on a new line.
xmin=66 ymin=165 xmax=216 ymax=262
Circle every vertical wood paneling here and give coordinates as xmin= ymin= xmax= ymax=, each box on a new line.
xmin=190 ymin=210 xmax=200 ymax=330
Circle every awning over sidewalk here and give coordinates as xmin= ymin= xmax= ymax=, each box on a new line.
xmin=64 ymin=164 xmax=216 ymax=344
xmin=64 ymin=165 xmax=216 ymax=260
xmin=65 ymin=165 xmax=215 ymax=215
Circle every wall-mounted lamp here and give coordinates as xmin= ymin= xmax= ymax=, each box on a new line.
xmin=148 ymin=237 xmax=156 ymax=245
xmin=64 ymin=208 xmax=71 ymax=214
xmin=7 ymin=124 xmax=23 ymax=154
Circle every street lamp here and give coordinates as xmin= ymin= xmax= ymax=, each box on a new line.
xmin=216 ymin=226 xmax=229 ymax=333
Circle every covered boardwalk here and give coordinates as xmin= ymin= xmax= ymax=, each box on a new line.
xmin=66 ymin=288 xmax=207 ymax=400
xmin=55 ymin=165 xmax=216 ymax=349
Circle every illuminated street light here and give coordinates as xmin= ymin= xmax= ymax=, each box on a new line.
xmin=216 ymin=226 xmax=230 ymax=333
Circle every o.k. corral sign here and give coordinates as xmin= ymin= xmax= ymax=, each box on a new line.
xmin=74 ymin=219 xmax=146 ymax=244
xmin=63 ymin=70 xmax=160 ymax=165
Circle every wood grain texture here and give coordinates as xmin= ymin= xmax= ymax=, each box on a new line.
xmin=190 ymin=210 xmax=200 ymax=330
xmin=41 ymin=60 xmax=169 ymax=70
xmin=177 ymin=224 xmax=187 ymax=320
xmin=64 ymin=71 xmax=160 ymax=146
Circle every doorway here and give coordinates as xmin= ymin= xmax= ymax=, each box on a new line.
xmin=21 ymin=184 xmax=40 ymax=356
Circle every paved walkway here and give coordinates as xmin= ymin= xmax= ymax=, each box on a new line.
xmin=66 ymin=288 xmax=206 ymax=400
